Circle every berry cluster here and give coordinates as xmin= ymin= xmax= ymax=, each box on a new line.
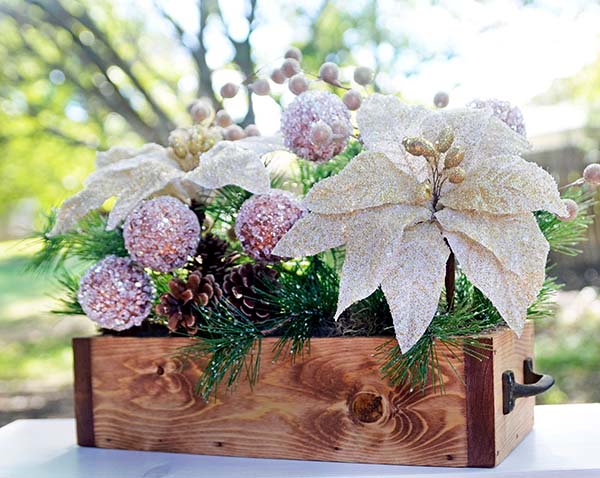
xmin=209 ymin=47 xmax=378 ymax=162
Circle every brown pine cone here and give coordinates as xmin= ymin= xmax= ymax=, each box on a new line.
xmin=222 ymin=263 xmax=278 ymax=323
xmin=155 ymin=271 xmax=222 ymax=334
xmin=189 ymin=233 xmax=238 ymax=281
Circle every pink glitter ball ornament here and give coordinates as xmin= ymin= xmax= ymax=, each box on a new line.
xmin=281 ymin=90 xmax=352 ymax=162
xmin=78 ymin=255 xmax=153 ymax=331
xmin=123 ymin=196 xmax=200 ymax=272
xmin=468 ymin=98 xmax=526 ymax=137
xmin=235 ymin=190 xmax=306 ymax=261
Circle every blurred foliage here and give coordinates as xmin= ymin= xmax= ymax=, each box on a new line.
xmin=536 ymin=288 xmax=600 ymax=404
xmin=0 ymin=241 xmax=94 ymax=386
xmin=0 ymin=0 xmax=429 ymax=233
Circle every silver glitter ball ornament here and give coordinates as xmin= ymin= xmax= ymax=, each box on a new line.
xmin=235 ymin=190 xmax=306 ymax=261
xmin=123 ymin=196 xmax=201 ymax=272
xmin=78 ymin=255 xmax=154 ymax=331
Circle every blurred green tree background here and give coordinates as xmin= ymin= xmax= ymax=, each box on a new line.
xmin=1 ymin=0 xmax=434 ymax=236
xmin=0 ymin=0 xmax=599 ymax=425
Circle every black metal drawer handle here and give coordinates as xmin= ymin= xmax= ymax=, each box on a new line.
xmin=502 ymin=357 xmax=554 ymax=415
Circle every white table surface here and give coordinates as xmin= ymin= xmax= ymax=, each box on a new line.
xmin=0 ymin=404 xmax=598 ymax=478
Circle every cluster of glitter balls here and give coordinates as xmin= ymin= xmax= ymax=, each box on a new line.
xmin=468 ymin=98 xmax=527 ymax=137
xmin=77 ymin=190 xmax=307 ymax=330
xmin=281 ymin=91 xmax=352 ymax=161
xmin=78 ymin=196 xmax=201 ymax=330
xmin=123 ymin=196 xmax=200 ymax=273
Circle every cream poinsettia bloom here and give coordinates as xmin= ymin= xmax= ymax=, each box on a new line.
xmin=273 ymin=94 xmax=567 ymax=352
xmin=51 ymin=126 xmax=284 ymax=235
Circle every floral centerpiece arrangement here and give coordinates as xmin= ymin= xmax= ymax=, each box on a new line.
xmin=33 ymin=48 xmax=598 ymax=399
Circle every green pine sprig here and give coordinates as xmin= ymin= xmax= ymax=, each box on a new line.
xmin=377 ymin=268 xmax=562 ymax=394
xmin=256 ymin=255 xmax=340 ymax=361
xmin=51 ymin=268 xmax=84 ymax=316
xmin=536 ymin=188 xmax=595 ymax=256
xmin=201 ymin=185 xmax=252 ymax=230
xmin=29 ymin=209 xmax=127 ymax=273
xmin=177 ymin=302 xmax=264 ymax=401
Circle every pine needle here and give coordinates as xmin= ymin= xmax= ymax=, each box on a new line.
xmin=51 ymin=268 xmax=84 ymax=315
xmin=536 ymin=188 xmax=595 ymax=256
xmin=177 ymin=302 xmax=263 ymax=401
xmin=29 ymin=209 xmax=127 ymax=273
xmin=256 ymin=255 xmax=340 ymax=361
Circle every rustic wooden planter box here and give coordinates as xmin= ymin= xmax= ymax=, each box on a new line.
xmin=73 ymin=322 xmax=538 ymax=468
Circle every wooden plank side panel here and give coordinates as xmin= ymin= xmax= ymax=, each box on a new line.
xmin=464 ymin=337 xmax=496 ymax=467
xmin=88 ymin=336 xmax=469 ymax=466
xmin=492 ymin=321 xmax=535 ymax=465
xmin=72 ymin=337 xmax=95 ymax=447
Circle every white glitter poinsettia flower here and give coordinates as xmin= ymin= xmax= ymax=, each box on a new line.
xmin=273 ymin=94 xmax=567 ymax=352
xmin=51 ymin=126 xmax=283 ymax=235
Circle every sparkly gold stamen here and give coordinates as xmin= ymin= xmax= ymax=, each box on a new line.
xmin=167 ymin=125 xmax=220 ymax=172
xmin=434 ymin=125 xmax=454 ymax=153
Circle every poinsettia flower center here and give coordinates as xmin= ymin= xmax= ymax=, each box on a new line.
xmin=402 ymin=126 xmax=466 ymax=212
xmin=168 ymin=125 xmax=221 ymax=172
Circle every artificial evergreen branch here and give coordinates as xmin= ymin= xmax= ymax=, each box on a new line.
xmin=201 ymin=185 xmax=252 ymax=231
xmin=377 ymin=271 xmax=561 ymax=393
xmin=51 ymin=269 xmax=84 ymax=315
xmin=177 ymin=302 xmax=263 ymax=401
xmin=29 ymin=209 xmax=127 ymax=272
xmin=536 ymin=188 xmax=595 ymax=256
xmin=200 ymin=175 xmax=289 ymax=236
xmin=255 ymin=255 xmax=340 ymax=361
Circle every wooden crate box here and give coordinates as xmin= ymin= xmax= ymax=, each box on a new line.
xmin=73 ymin=322 xmax=540 ymax=467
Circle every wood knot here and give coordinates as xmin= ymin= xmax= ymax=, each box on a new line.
xmin=349 ymin=392 xmax=384 ymax=424
xmin=156 ymin=365 xmax=165 ymax=376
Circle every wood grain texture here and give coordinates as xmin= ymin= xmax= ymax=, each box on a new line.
xmin=73 ymin=324 xmax=535 ymax=467
xmin=72 ymin=337 xmax=95 ymax=447
xmin=465 ymin=337 xmax=495 ymax=467
xmin=491 ymin=321 xmax=535 ymax=465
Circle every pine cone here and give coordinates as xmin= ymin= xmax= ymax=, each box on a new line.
xmin=155 ymin=272 xmax=222 ymax=334
xmin=222 ymin=263 xmax=278 ymax=323
xmin=189 ymin=233 xmax=238 ymax=281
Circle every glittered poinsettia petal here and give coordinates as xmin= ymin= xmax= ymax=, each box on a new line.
xmin=334 ymin=205 xmax=431 ymax=318
xmin=381 ymin=222 xmax=450 ymax=352
xmin=436 ymin=209 xmax=549 ymax=278
xmin=357 ymin=94 xmax=430 ymax=181
xmin=445 ymin=231 xmax=542 ymax=336
xmin=303 ymin=152 xmax=422 ymax=214
xmin=51 ymin=178 xmax=119 ymax=236
xmin=51 ymin=147 xmax=182 ymax=235
xmin=107 ymin=159 xmax=186 ymax=230
xmin=441 ymin=109 xmax=531 ymax=174
xmin=185 ymin=141 xmax=270 ymax=194
xmin=440 ymin=155 xmax=567 ymax=217
xmin=272 ymin=212 xmax=348 ymax=258
xmin=234 ymin=134 xmax=286 ymax=155
xmin=96 ymin=143 xmax=165 ymax=168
